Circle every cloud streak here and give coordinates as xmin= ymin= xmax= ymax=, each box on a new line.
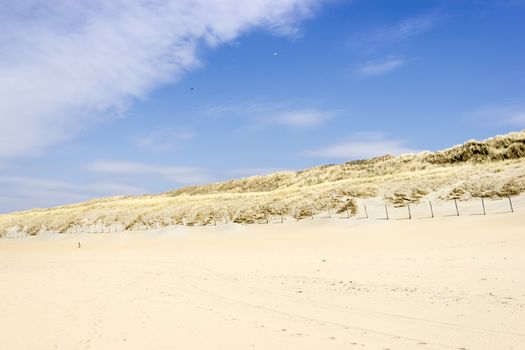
xmin=381 ymin=13 xmax=438 ymax=42
xmin=229 ymin=167 xmax=291 ymax=178
xmin=349 ymin=12 xmax=440 ymax=51
xmin=0 ymin=0 xmax=325 ymax=157
xmin=306 ymin=132 xmax=417 ymax=159
xmin=202 ymin=101 xmax=339 ymax=129
xmin=137 ymin=128 xmax=195 ymax=152
xmin=0 ymin=176 xmax=147 ymax=213
xmin=89 ymin=160 xmax=212 ymax=185
xmin=469 ymin=103 xmax=525 ymax=127
xmin=272 ymin=109 xmax=336 ymax=128
xmin=353 ymin=57 xmax=405 ymax=77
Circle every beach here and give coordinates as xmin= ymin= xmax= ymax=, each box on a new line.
xmin=1 ymin=198 xmax=524 ymax=350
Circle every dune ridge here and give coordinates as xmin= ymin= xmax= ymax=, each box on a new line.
xmin=1 ymin=130 xmax=524 ymax=237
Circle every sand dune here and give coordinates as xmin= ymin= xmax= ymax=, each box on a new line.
xmin=1 ymin=130 xmax=524 ymax=236
xmin=1 ymin=197 xmax=524 ymax=350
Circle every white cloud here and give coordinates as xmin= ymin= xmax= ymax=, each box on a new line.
xmin=353 ymin=57 xmax=405 ymax=77
xmin=306 ymin=132 xmax=417 ymax=159
xmin=272 ymin=109 xmax=336 ymax=128
xmin=201 ymin=101 xmax=264 ymax=119
xmin=89 ymin=160 xmax=212 ymax=185
xmin=508 ymin=111 xmax=525 ymax=125
xmin=137 ymin=129 xmax=195 ymax=152
xmin=499 ymin=0 xmax=525 ymax=8
xmin=0 ymin=176 xmax=147 ymax=213
xmin=469 ymin=104 xmax=525 ymax=127
xmin=0 ymin=0 xmax=325 ymax=157
xmin=202 ymin=101 xmax=338 ymax=129
xmin=229 ymin=167 xmax=291 ymax=178
xmin=349 ymin=12 xmax=439 ymax=51
xmin=383 ymin=13 xmax=438 ymax=42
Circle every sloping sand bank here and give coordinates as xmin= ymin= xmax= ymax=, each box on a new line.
xmin=1 ymin=205 xmax=524 ymax=349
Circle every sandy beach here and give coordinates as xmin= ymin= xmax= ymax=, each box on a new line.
xmin=1 ymin=198 xmax=524 ymax=350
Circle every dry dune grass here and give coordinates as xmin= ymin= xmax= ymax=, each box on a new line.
xmin=1 ymin=130 xmax=524 ymax=237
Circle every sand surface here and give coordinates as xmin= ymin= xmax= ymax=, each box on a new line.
xmin=1 ymin=199 xmax=525 ymax=350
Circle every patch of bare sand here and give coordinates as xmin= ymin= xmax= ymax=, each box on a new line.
xmin=1 ymin=201 xmax=524 ymax=350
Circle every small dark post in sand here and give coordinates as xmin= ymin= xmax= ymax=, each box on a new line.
xmin=265 ymin=210 xmax=269 ymax=224
xmin=454 ymin=199 xmax=459 ymax=216
xmin=508 ymin=196 xmax=514 ymax=213
xmin=346 ymin=207 xmax=350 ymax=219
xmin=481 ymin=197 xmax=486 ymax=216
xmin=364 ymin=204 xmax=368 ymax=219
xmin=385 ymin=204 xmax=389 ymax=220
xmin=77 ymin=242 xmax=81 ymax=248
xmin=327 ymin=207 xmax=332 ymax=219
xmin=407 ymin=203 xmax=412 ymax=220
xmin=429 ymin=200 xmax=434 ymax=218
xmin=279 ymin=209 xmax=284 ymax=223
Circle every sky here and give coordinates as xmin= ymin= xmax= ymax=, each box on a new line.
xmin=0 ymin=0 xmax=524 ymax=213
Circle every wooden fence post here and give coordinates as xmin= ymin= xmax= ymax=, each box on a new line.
xmin=481 ymin=197 xmax=486 ymax=216
xmin=327 ymin=207 xmax=331 ymax=219
xmin=429 ymin=200 xmax=434 ymax=218
xmin=407 ymin=203 xmax=412 ymax=220
xmin=385 ymin=204 xmax=389 ymax=220
xmin=508 ymin=196 xmax=514 ymax=213
xmin=346 ymin=207 xmax=350 ymax=219
xmin=454 ymin=199 xmax=459 ymax=216
xmin=364 ymin=204 xmax=368 ymax=219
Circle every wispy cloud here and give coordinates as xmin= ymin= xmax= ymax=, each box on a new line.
xmin=349 ymin=12 xmax=440 ymax=51
xmin=508 ymin=111 xmax=525 ymax=125
xmin=306 ymin=132 xmax=417 ymax=159
xmin=229 ymin=167 xmax=291 ymax=178
xmin=0 ymin=0 xmax=326 ymax=157
xmin=500 ymin=0 xmax=525 ymax=8
xmin=137 ymin=128 xmax=195 ymax=152
xmin=353 ymin=57 xmax=405 ymax=77
xmin=202 ymin=101 xmax=339 ymax=129
xmin=380 ymin=13 xmax=438 ymax=42
xmin=348 ymin=12 xmax=439 ymax=78
xmin=0 ymin=176 xmax=147 ymax=213
xmin=468 ymin=103 xmax=525 ymax=127
xmin=272 ymin=109 xmax=336 ymax=128
xmin=89 ymin=160 xmax=212 ymax=185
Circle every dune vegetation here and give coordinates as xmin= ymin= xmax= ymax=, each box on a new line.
xmin=1 ymin=130 xmax=524 ymax=237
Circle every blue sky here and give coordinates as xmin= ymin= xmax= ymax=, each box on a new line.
xmin=0 ymin=0 xmax=524 ymax=213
